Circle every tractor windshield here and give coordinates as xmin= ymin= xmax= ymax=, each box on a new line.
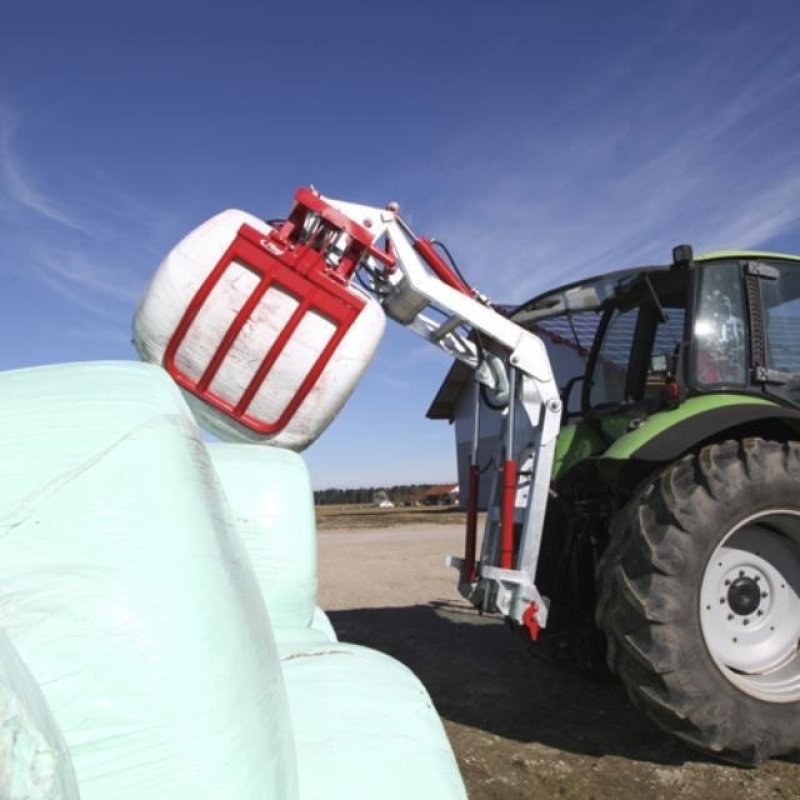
xmin=587 ymin=270 xmax=687 ymax=411
xmin=512 ymin=266 xmax=689 ymax=415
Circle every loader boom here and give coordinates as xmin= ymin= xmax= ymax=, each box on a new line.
xmin=319 ymin=191 xmax=562 ymax=634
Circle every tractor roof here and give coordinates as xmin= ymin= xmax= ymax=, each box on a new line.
xmin=512 ymin=250 xmax=800 ymax=326
xmin=696 ymin=250 xmax=800 ymax=263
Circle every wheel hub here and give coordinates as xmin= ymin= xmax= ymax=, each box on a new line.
xmin=727 ymin=575 xmax=762 ymax=616
xmin=700 ymin=515 xmax=800 ymax=702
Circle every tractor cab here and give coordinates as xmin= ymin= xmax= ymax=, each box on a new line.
xmin=510 ymin=247 xmax=800 ymax=484
xmin=515 ymin=248 xmax=800 ymax=415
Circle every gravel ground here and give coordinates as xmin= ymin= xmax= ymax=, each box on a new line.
xmin=317 ymin=522 xmax=800 ymax=800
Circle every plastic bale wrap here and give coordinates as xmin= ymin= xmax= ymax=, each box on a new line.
xmin=206 ymin=439 xmax=467 ymax=800
xmin=0 ymin=362 xmax=298 ymax=800
xmin=281 ymin=642 xmax=467 ymax=800
xmin=0 ymin=630 xmax=79 ymax=800
xmin=133 ymin=210 xmax=385 ymax=451
xmin=208 ymin=443 xmax=335 ymax=638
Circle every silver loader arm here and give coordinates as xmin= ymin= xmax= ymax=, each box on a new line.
xmin=323 ymin=193 xmax=562 ymax=637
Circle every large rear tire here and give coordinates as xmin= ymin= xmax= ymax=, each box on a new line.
xmin=596 ymin=438 xmax=800 ymax=764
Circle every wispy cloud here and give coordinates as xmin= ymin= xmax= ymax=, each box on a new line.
xmin=419 ymin=17 xmax=800 ymax=303
xmin=0 ymin=109 xmax=87 ymax=231
xmin=0 ymin=105 xmax=169 ymax=324
xmin=30 ymin=245 xmax=144 ymax=318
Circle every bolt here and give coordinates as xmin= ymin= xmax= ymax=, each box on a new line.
xmin=762 ymin=592 xmax=768 ymax=599
xmin=706 ymin=605 xmax=711 ymax=611
xmin=757 ymin=610 xmax=764 ymax=617
xmin=754 ymin=575 xmax=760 ymax=582
xmin=733 ymin=637 xmax=738 ymax=643
xmin=739 ymin=570 xmax=745 ymax=578
xmin=727 ymin=614 xmax=734 ymax=621
xmin=743 ymin=619 xmax=750 ymax=626
xmin=724 ymin=579 xmax=731 ymax=586
xmin=720 ymin=597 xmax=726 ymax=604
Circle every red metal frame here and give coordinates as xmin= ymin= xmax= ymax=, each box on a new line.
xmin=522 ymin=603 xmax=540 ymax=641
xmin=283 ymin=187 xmax=395 ymax=279
xmin=164 ymin=221 xmax=368 ymax=435
xmin=499 ymin=459 xmax=517 ymax=569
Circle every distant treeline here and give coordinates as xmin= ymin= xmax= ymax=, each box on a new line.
xmin=314 ymin=484 xmax=432 ymax=506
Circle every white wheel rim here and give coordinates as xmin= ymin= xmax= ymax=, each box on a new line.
xmin=700 ymin=511 xmax=800 ymax=702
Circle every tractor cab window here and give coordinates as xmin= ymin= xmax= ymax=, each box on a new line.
xmin=588 ymin=307 xmax=637 ymax=407
xmin=761 ymin=261 xmax=800 ymax=404
xmin=587 ymin=271 xmax=687 ymax=411
xmin=693 ymin=261 xmax=747 ymax=387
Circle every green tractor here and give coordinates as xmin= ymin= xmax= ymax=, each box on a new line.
xmin=433 ymin=245 xmax=800 ymax=764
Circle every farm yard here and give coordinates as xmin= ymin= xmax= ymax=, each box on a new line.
xmin=316 ymin=509 xmax=800 ymax=800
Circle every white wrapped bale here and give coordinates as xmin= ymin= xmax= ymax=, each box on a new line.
xmin=133 ymin=210 xmax=385 ymax=450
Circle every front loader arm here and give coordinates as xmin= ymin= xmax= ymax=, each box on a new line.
xmin=322 ymin=192 xmax=562 ymax=635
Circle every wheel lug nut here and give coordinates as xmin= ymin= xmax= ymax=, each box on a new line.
xmin=727 ymin=614 xmax=734 ymax=621
xmin=762 ymin=592 xmax=768 ymax=599
xmin=757 ymin=610 xmax=764 ymax=616
xmin=724 ymin=579 xmax=731 ymax=586
xmin=739 ymin=570 xmax=745 ymax=577
xmin=743 ymin=619 xmax=750 ymax=626
xmin=720 ymin=597 xmax=726 ymax=604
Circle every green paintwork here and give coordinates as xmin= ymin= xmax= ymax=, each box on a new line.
xmin=552 ymin=423 xmax=607 ymax=481
xmin=696 ymin=250 xmax=800 ymax=263
xmin=593 ymin=412 xmax=641 ymax=444
xmin=602 ymin=394 xmax=778 ymax=461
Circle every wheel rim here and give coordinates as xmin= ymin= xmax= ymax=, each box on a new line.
xmin=700 ymin=510 xmax=800 ymax=702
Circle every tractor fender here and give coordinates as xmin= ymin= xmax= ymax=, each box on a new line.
xmin=602 ymin=394 xmax=800 ymax=464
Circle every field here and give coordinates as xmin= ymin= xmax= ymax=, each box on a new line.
xmin=316 ymin=507 xmax=800 ymax=800
xmin=316 ymin=502 xmax=469 ymax=530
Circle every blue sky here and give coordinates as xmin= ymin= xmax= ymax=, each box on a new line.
xmin=2 ymin=0 xmax=800 ymax=487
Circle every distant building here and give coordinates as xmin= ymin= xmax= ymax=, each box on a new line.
xmin=416 ymin=484 xmax=460 ymax=507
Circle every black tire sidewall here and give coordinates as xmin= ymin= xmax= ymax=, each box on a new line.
xmin=603 ymin=439 xmax=800 ymax=762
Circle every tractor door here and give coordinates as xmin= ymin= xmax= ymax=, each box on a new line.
xmin=582 ymin=270 xmax=689 ymax=423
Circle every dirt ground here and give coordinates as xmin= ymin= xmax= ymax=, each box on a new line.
xmin=316 ymin=510 xmax=800 ymax=800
